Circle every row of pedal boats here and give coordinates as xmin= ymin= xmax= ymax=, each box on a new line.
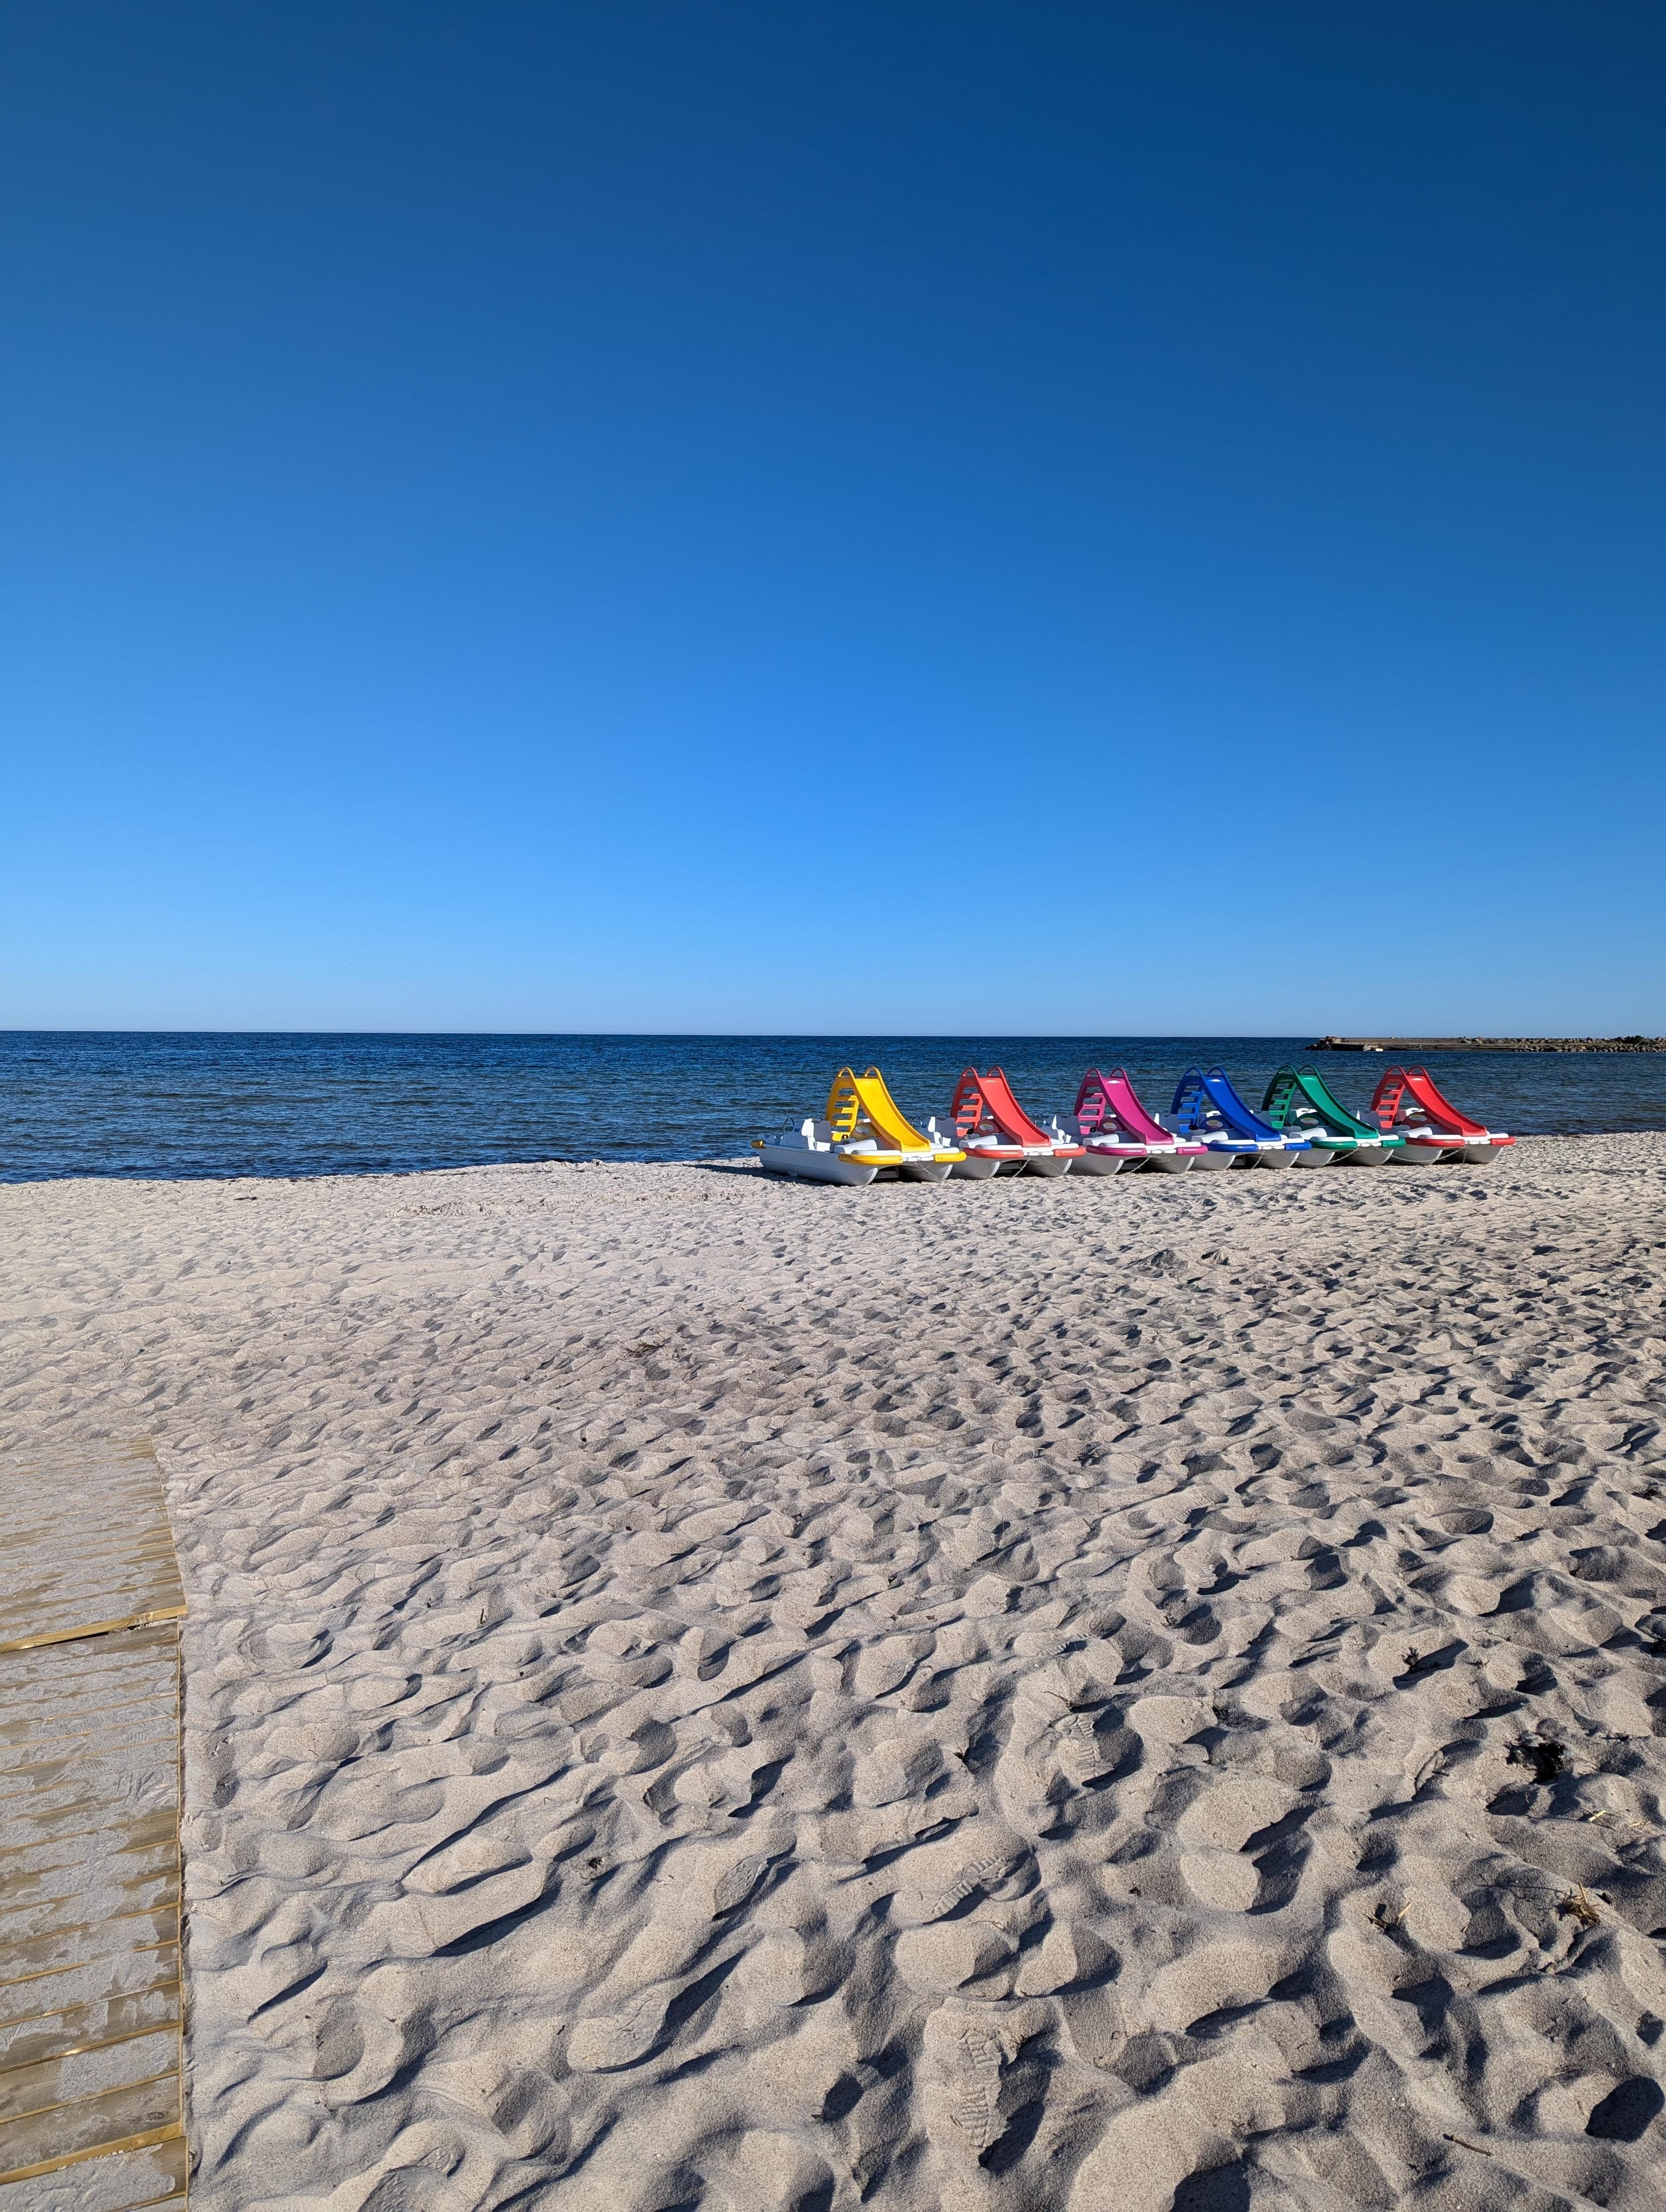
xmin=755 ymin=1063 xmax=1516 ymax=1185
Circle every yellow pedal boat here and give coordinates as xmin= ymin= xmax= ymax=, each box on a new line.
xmin=754 ymin=1067 xmax=966 ymax=1184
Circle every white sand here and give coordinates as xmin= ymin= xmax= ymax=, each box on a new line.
xmin=4 ymin=1137 xmax=1666 ymax=2210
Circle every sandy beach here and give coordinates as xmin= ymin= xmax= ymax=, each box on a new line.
xmin=4 ymin=1137 xmax=1666 ymax=2211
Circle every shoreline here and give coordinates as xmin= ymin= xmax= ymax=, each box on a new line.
xmin=6 ymin=1124 xmax=1666 ymax=1189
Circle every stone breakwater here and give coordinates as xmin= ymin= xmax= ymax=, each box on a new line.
xmin=1310 ymin=1036 xmax=1666 ymax=1053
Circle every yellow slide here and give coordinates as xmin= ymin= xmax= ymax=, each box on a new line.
xmin=825 ymin=1067 xmax=964 ymax=1181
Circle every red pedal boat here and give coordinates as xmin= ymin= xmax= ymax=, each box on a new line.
xmin=949 ymin=1067 xmax=1084 ymax=1177
xmin=1370 ymin=1065 xmax=1516 ymax=1165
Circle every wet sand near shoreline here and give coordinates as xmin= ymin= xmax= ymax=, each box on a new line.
xmin=3 ymin=1136 xmax=1665 ymax=2210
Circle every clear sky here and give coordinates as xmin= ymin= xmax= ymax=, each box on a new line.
xmin=3 ymin=3 xmax=1663 ymax=1035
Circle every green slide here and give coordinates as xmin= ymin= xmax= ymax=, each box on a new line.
xmin=1261 ymin=1065 xmax=1404 ymax=1165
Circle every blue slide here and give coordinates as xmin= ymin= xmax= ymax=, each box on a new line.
xmin=1168 ymin=1066 xmax=1314 ymax=1168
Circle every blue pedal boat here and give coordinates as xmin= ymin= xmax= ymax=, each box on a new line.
xmin=1168 ymin=1067 xmax=1316 ymax=1168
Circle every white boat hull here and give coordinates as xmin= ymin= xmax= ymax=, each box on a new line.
xmin=1139 ymin=1150 xmax=1196 ymax=1173
xmin=1022 ymin=1154 xmax=1074 ymax=1178
xmin=1251 ymin=1147 xmax=1297 ymax=1167
xmin=757 ymin=1144 xmax=879 ymax=1186
xmin=1462 ymin=1140 xmax=1508 ymax=1164
xmin=1191 ymin=1147 xmax=1244 ymax=1171
xmin=1393 ymin=1137 xmax=1459 ymax=1163
xmin=899 ymin=1159 xmax=956 ymax=1183
xmin=1071 ymin=1149 xmax=1125 ymax=1176
xmin=1341 ymin=1141 xmax=1394 ymax=1165
xmin=950 ymin=1153 xmax=1005 ymax=1179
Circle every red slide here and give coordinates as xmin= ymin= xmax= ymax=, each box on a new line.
xmin=1370 ymin=1066 xmax=1515 ymax=1165
xmin=951 ymin=1067 xmax=1083 ymax=1176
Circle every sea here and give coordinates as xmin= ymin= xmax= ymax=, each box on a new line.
xmin=3 ymin=1033 xmax=1664 ymax=1183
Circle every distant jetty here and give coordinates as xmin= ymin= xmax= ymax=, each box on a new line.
xmin=1309 ymin=1036 xmax=1666 ymax=1054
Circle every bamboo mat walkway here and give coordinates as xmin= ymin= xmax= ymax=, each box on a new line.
xmin=1 ymin=1440 xmax=189 ymax=2210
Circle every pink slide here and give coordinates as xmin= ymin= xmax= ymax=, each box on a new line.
xmin=1370 ymin=1066 xmax=1516 ymax=1165
xmin=1071 ymin=1069 xmax=1208 ymax=1173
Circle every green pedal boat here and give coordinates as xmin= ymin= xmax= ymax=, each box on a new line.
xmin=1261 ymin=1065 xmax=1404 ymax=1164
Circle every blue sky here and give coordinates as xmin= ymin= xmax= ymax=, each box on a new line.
xmin=3 ymin=3 xmax=1663 ymax=1034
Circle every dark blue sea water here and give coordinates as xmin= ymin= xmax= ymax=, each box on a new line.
xmin=2 ymin=1033 xmax=1663 ymax=1181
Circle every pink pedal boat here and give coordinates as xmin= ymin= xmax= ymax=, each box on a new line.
xmin=1051 ymin=1068 xmax=1209 ymax=1174
xmin=1370 ymin=1066 xmax=1517 ymax=1165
